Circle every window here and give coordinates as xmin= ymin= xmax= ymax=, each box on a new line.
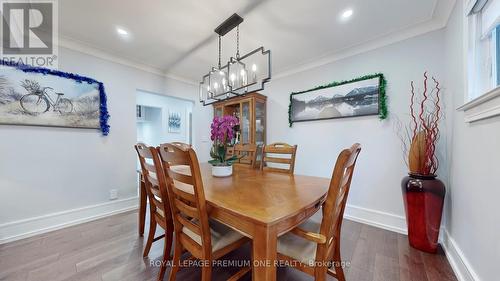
xmin=466 ymin=0 xmax=500 ymax=100
xmin=496 ymin=25 xmax=500 ymax=85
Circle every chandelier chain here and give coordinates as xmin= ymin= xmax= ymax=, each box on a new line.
xmin=236 ymin=25 xmax=240 ymax=59
xmin=218 ymin=35 xmax=222 ymax=69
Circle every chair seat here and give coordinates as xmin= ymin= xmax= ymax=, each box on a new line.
xmin=278 ymin=211 xmax=323 ymax=265
xmin=182 ymin=219 xmax=245 ymax=252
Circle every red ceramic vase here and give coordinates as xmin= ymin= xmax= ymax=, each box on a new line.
xmin=401 ymin=173 xmax=445 ymax=253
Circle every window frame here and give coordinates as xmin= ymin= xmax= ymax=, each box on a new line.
xmin=496 ymin=26 xmax=500 ymax=85
xmin=459 ymin=0 xmax=500 ymax=123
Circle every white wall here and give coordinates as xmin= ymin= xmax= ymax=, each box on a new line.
xmin=0 ymin=47 xmax=207 ymax=242
xmin=442 ymin=1 xmax=500 ymax=280
xmin=261 ymin=30 xmax=446 ymax=232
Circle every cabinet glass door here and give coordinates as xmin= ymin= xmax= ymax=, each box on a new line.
xmin=240 ymin=100 xmax=251 ymax=144
xmin=214 ymin=106 xmax=223 ymax=117
xmin=255 ymin=100 xmax=265 ymax=146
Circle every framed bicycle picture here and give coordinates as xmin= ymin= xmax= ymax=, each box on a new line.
xmin=0 ymin=61 xmax=110 ymax=134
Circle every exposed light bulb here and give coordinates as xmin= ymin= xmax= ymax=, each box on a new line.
xmin=214 ymin=82 xmax=219 ymax=89
xmin=251 ymin=64 xmax=258 ymax=83
xmin=240 ymin=69 xmax=246 ymax=76
xmin=230 ymin=73 xmax=236 ymax=81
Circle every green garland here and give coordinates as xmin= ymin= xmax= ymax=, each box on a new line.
xmin=288 ymin=73 xmax=388 ymax=127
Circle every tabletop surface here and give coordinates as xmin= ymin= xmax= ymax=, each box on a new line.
xmin=174 ymin=163 xmax=331 ymax=225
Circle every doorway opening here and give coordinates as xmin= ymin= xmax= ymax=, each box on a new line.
xmin=136 ymin=90 xmax=194 ymax=147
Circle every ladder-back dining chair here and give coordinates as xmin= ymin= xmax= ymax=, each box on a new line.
xmin=135 ymin=143 xmax=148 ymax=237
xmin=233 ymin=143 xmax=258 ymax=168
xmin=135 ymin=144 xmax=174 ymax=281
xmin=158 ymin=143 xmax=250 ymax=281
xmin=260 ymin=142 xmax=298 ymax=174
xmin=276 ymin=143 xmax=362 ymax=281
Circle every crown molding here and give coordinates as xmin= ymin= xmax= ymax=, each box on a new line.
xmin=273 ymin=0 xmax=456 ymax=80
xmin=57 ymin=36 xmax=198 ymax=86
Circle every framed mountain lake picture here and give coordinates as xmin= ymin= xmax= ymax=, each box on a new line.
xmin=0 ymin=60 xmax=110 ymax=135
xmin=288 ymin=73 xmax=387 ymax=126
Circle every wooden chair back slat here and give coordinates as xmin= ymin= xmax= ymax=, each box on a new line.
xmin=137 ymin=144 xmax=153 ymax=158
xmin=159 ymin=143 xmax=191 ymax=166
xmin=178 ymin=232 xmax=203 ymax=258
xmin=171 ymin=185 xmax=197 ymax=204
xmin=262 ymin=156 xmax=292 ymax=164
xmin=174 ymin=198 xmax=200 ymax=219
xmin=170 ymin=170 xmax=194 ymax=185
xmin=147 ymin=175 xmax=159 ymax=188
xmin=154 ymin=214 xmax=168 ymax=230
xmin=264 ymin=143 xmax=294 ymax=154
xmin=144 ymin=162 xmax=156 ymax=173
xmin=260 ymin=142 xmax=298 ymax=174
xmin=158 ymin=143 xmax=213 ymax=259
xmin=152 ymin=197 xmax=165 ymax=212
xmin=176 ymin=214 xmax=202 ymax=236
xmin=170 ymin=142 xmax=192 ymax=149
xmin=234 ymin=143 xmax=258 ymax=168
xmin=149 ymin=186 xmax=162 ymax=198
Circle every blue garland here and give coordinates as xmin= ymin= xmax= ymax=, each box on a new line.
xmin=1 ymin=59 xmax=110 ymax=135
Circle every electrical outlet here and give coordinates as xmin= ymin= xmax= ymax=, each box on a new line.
xmin=109 ymin=189 xmax=118 ymax=200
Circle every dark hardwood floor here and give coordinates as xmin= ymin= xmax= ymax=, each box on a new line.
xmin=0 ymin=210 xmax=457 ymax=281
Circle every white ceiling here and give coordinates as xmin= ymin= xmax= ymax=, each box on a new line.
xmin=58 ymin=0 xmax=455 ymax=83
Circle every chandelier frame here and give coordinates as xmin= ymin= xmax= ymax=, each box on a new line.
xmin=199 ymin=14 xmax=272 ymax=106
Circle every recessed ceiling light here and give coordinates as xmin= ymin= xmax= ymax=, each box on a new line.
xmin=116 ymin=27 xmax=129 ymax=36
xmin=341 ymin=9 xmax=353 ymax=20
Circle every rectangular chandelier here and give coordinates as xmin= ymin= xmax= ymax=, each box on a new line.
xmin=199 ymin=14 xmax=271 ymax=106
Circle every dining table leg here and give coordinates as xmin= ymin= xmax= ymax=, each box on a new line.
xmin=138 ymin=175 xmax=147 ymax=236
xmin=252 ymin=224 xmax=278 ymax=281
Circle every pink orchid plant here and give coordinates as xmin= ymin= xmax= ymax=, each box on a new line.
xmin=209 ymin=115 xmax=239 ymax=166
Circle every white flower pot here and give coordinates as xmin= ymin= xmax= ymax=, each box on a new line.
xmin=212 ymin=165 xmax=233 ymax=177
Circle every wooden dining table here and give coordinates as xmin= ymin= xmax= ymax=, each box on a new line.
xmin=201 ymin=163 xmax=330 ymax=281
xmin=138 ymin=163 xmax=331 ymax=281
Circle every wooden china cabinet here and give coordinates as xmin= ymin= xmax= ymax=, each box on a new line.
xmin=212 ymin=92 xmax=267 ymax=148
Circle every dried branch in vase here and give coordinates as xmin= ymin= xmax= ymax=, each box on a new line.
xmin=400 ymin=72 xmax=442 ymax=176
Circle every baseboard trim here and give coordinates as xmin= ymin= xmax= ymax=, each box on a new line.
xmin=344 ymin=204 xmax=408 ymax=235
xmin=343 ymin=205 xmax=480 ymax=281
xmin=441 ymin=229 xmax=480 ymax=281
xmin=0 ymin=197 xmax=139 ymax=244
